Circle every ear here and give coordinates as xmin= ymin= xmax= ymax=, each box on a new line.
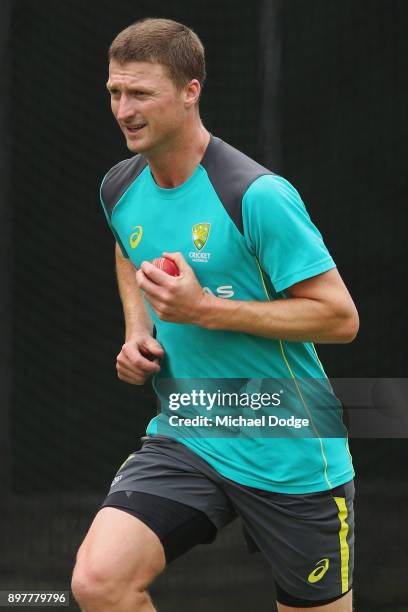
xmin=184 ymin=79 xmax=201 ymax=108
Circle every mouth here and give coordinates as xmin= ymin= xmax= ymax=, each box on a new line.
xmin=125 ymin=124 xmax=147 ymax=135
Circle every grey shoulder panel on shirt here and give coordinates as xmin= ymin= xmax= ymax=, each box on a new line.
xmin=200 ymin=136 xmax=274 ymax=234
xmin=101 ymin=155 xmax=148 ymax=217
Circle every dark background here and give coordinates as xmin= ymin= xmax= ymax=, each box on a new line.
xmin=1 ymin=0 xmax=407 ymax=610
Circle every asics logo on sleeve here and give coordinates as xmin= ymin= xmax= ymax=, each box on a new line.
xmin=129 ymin=226 xmax=143 ymax=249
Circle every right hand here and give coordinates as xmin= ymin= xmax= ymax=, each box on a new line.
xmin=116 ymin=335 xmax=164 ymax=385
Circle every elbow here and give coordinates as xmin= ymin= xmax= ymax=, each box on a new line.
xmin=335 ymin=308 xmax=360 ymax=344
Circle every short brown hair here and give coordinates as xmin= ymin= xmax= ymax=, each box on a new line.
xmin=109 ymin=18 xmax=206 ymax=91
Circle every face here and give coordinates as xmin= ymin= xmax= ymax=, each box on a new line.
xmin=107 ymin=60 xmax=192 ymax=156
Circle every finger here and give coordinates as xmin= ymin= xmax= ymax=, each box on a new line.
xmin=117 ymin=363 xmax=160 ymax=385
xmin=146 ymin=298 xmax=172 ymax=321
xmin=116 ymin=360 xmax=146 ymax=380
xmin=141 ymin=337 xmax=165 ymax=358
xmin=119 ymin=341 xmax=146 ymax=365
xmin=118 ymin=351 xmax=161 ymax=374
xmin=141 ymin=260 xmax=176 ymax=286
xmin=137 ymin=271 xmax=169 ymax=300
xmin=117 ymin=372 xmax=146 ymax=385
xmin=136 ymin=267 xmax=167 ymax=293
xmin=119 ymin=339 xmax=160 ymax=366
xmin=119 ymin=341 xmax=139 ymax=364
xmin=135 ymin=268 xmax=148 ymax=289
xmin=139 ymin=348 xmax=161 ymax=364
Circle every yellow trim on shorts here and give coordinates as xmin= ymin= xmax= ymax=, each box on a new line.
xmin=254 ymin=257 xmax=332 ymax=489
xmin=333 ymin=496 xmax=350 ymax=594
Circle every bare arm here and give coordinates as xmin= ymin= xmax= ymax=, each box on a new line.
xmin=136 ymin=253 xmax=359 ymax=344
xmin=115 ymin=243 xmax=164 ymax=385
xmin=198 ymin=268 xmax=359 ymax=343
xmin=116 ymin=242 xmax=153 ymax=341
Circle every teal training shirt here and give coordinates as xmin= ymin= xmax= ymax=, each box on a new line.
xmin=100 ymin=135 xmax=354 ymax=493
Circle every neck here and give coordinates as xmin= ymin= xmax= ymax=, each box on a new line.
xmin=145 ymin=121 xmax=211 ymax=188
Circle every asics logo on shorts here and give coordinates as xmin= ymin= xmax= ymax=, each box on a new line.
xmin=307 ymin=558 xmax=330 ymax=583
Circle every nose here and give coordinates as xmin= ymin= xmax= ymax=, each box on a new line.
xmin=115 ymin=94 xmax=136 ymax=122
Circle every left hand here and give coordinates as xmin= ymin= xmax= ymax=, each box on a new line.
xmin=135 ymin=252 xmax=211 ymax=324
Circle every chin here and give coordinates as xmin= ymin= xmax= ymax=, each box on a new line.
xmin=126 ymin=142 xmax=144 ymax=153
xmin=127 ymin=144 xmax=141 ymax=154
xmin=126 ymin=140 xmax=147 ymax=154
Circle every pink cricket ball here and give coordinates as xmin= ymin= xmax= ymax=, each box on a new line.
xmin=151 ymin=257 xmax=180 ymax=277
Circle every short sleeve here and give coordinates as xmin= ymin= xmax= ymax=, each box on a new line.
xmin=242 ymin=174 xmax=335 ymax=292
xmin=99 ymin=176 xmax=129 ymax=258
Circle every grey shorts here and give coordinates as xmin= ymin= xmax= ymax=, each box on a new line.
xmin=100 ymin=435 xmax=354 ymax=605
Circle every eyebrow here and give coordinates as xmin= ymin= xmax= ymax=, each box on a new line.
xmin=105 ymin=82 xmax=151 ymax=93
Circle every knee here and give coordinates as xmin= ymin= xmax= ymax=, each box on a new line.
xmin=71 ymin=561 xmax=115 ymax=609
xmin=71 ymin=560 xmax=150 ymax=611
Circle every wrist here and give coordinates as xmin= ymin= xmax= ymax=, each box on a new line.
xmin=125 ymin=327 xmax=152 ymax=343
xmin=195 ymin=291 xmax=220 ymax=329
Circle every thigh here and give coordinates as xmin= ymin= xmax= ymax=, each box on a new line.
xmin=100 ymin=489 xmax=218 ymax=563
xmin=95 ymin=435 xmax=236 ymax=564
xmin=226 ymin=479 xmax=355 ymax=606
xmin=74 ymin=506 xmax=166 ymax=590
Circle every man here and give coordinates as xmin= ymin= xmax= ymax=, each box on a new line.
xmin=72 ymin=18 xmax=359 ymax=612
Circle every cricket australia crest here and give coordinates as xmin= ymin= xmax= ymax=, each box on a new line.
xmin=192 ymin=223 xmax=211 ymax=251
